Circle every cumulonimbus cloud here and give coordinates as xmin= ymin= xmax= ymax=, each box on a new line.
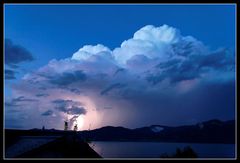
xmin=6 ymin=24 xmax=235 ymax=129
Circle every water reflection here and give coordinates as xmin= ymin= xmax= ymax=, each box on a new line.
xmin=90 ymin=141 xmax=235 ymax=158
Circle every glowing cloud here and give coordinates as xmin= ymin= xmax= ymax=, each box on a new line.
xmin=5 ymin=24 xmax=235 ymax=130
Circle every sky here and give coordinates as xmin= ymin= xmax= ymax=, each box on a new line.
xmin=4 ymin=4 xmax=236 ymax=130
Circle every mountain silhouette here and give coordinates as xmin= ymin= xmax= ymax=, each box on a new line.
xmin=79 ymin=119 xmax=235 ymax=144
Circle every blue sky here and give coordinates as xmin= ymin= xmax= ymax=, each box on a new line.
xmin=5 ymin=4 xmax=235 ymax=69
xmin=4 ymin=4 xmax=236 ymax=130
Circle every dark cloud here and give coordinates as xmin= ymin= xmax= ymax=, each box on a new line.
xmin=155 ymin=59 xmax=181 ymax=69
xmin=114 ymin=68 xmax=125 ymax=76
xmin=171 ymin=38 xmax=203 ymax=57
xmin=120 ymin=80 xmax=235 ymax=127
xmin=146 ymin=73 xmax=164 ymax=85
xmin=69 ymin=88 xmax=82 ymax=95
xmin=4 ymin=39 xmax=34 ymax=81
xmin=52 ymin=99 xmax=72 ymax=105
xmin=5 ymin=69 xmax=17 ymax=80
xmin=42 ymin=70 xmax=87 ymax=86
xmin=67 ymin=106 xmax=86 ymax=115
xmin=147 ymin=49 xmax=235 ymax=85
xmin=147 ymin=58 xmax=199 ymax=85
xmin=197 ymin=49 xmax=235 ymax=70
xmin=5 ymin=96 xmax=38 ymax=108
xmin=100 ymin=83 xmax=127 ymax=95
xmin=52 ymin=99 xmax=70 ymax=113
xmin=12 ymin=96 xmax=38 ymax=102
xmin=35 ymin=93 xmax=49 ymax=97
xmin=41 ymin=110 xmax=53 ymax=116
xmin=5 ymin=101 xmax=21 ymax=107
xmin=167 ymin=61 xmax=201 ymax=83
xmin=52 ymin=99 xmax=86 ymax=115
xmin=5 ymin=39 xmax=34 ymax=65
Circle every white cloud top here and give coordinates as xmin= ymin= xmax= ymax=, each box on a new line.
xmin=72 ymin=44 xmax=111 ymax=61
xmin=113 ymin=24 xmax=182 ymax=65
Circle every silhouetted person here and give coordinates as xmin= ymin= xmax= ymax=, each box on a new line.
xmin=64 ymin=121 xmax=68 ymax=131
xmin=74 ymin=124 xmax=78 ymax=131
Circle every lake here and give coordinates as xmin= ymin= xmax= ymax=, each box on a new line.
xmin=89 ymin=141 xmax=235 ymax=159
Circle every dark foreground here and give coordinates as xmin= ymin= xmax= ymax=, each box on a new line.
xmin=5 ymin=130 xmax=101 ymax=159
xmin=4 ymin=119 xmax=235 ymax=159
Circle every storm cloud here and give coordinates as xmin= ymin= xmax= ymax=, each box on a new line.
xmin=6 ymin=24 xmax=235 ymax=130
xmin=5 ymin=39 xmax=34 ymax=65
xmin=41 ymin=110 xmax=54 ymax=116
xmin=12 ymin=96 xmax=38 ymax=102
xmin=100 ymin=83 xmax=127 ymax=95
xmin=4 ymin=39 xmax=35 ymax=80
xmin=36 ymin=93 xmax=49 ymax=97
xmin=48 ymin=70 xmax=87 ymax=86
xmin=52 ymin=99 xmax=86 ymax=115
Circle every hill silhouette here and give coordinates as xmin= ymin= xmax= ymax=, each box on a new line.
xmin=79 ymin=119 xmax=235 ymax=144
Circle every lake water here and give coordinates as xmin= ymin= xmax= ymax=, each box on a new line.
xmin=89 ymin=141 xmax=235 ymax=159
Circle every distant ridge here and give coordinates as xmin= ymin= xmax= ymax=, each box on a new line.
xmin=5 ymin=119 xmax=235 ymax=145
xmin=79 ymin=119 xmax=235 ymax=144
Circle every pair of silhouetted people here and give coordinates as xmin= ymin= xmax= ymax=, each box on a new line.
xmin=64 ymin=121 xmax=78 ymax=131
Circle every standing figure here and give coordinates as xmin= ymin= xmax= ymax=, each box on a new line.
xmin=74 ymin=124 xmax=78 ymax=131
xmin=64 ymin=121 xmax=68 ymax=131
